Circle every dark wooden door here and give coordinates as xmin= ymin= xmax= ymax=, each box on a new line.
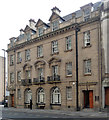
xmin=89 ymin=91 xmax=93 ymax=108
xmin=11 ymin=94 xmax=14 ymax=107
xmin=105 ymin=87 xmax=109 ymax=106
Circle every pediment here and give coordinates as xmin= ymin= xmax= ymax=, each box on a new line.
xmin=23 ymin=63 xmax=32 ymax=70
xmin=36 ymin=19 xmax=44 ymax=27
xmin=48 ymin=57 xmax=61 ymax=64
xmin=49 ymin=12 xmax=60 ymax=21
xmin=34 ymin=60 xmax=46 ymax=67
xmin=24 ymin=25 xmax=31 ymax=32
xmin=36 ymin=19 xmax=50 ymax=28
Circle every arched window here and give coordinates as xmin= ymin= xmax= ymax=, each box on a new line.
xmin=24 ymin=89 xmax=32 ymax=103
xmin=51 ymin=87 xmax=61 ymax=104
xmin=37 ymin=88 xmax=45 ymax=103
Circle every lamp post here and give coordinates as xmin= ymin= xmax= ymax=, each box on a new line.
xmin=75 ymin=26 xmax=80 ymax=111
xmin=2 ymin=49 xmax=6 ymax=105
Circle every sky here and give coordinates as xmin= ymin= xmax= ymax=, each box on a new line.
xmin=0 ymin=0 xmax=100 ymax=57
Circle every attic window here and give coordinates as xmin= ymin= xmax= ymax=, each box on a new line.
xmin=26 ymin=33 xmax=31 ymax=41
xmin=84 ymin=8 xmax=91 ymax=21
xmin=52 ymin=20 xmax=59 ymax=31
xmin=38 ymin=27 xmax=44 ymax=37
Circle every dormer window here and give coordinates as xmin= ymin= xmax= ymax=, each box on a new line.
xmin=26 ymin=33 xmax=31 ymax=41
xmin=84 ymin=8 xmax=91 ymax=21
xmin=52 ymin=20 xmax=59 ymax=31
xmin=38 ymin=27 xmax=44 ymax=37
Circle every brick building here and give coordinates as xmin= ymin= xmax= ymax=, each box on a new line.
xmin=7 ymin=0 xmax=109 ymax=110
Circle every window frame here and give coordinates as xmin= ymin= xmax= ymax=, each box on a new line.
xmin=52 ymin=20 xmax=59 ymax=31
xmin=10 ymin=55 xmax=14 ymax=65
xmin=83 ymin=31 xmax=90 ymax=47
xmin=51 ymin=87 xmax=61 ymax=104
xmin=83 ymin=8 xmax=91 ymax=22
xmin=37 ymin=88 xmax=45 ymax=103
xmin=84 ymin=59 xmax=91 ymax=75
xmin=17 ymin=71 xmax=21 ymax=82
xmin=17 ymin=52 xmax=22 ymax=63
xmin=66 ymin=62 xmax=72 ymax=76
xmin=25 ymin=49 xmax=30 ymax=61
xmin=25 ymin=70 xmax=31 ymax=79
xmin=18 ymin=89 xmax=21 ymax=100
xmin=66 ymin=86 xmax=72 ymax=100
xmin=37 ymin=45 xmax=43 ymax=58
xmin=38 ymin=27 xmax=44 ymax=37
xmin=52 ymin=40 xmax=58 ymax=54
xmin=66 ymin=36 xmax=72 ymax=50
xmin=38 ymin=68 xmax=44 ymax=80
xmin=10 ymin=72 xmax=14 ymax=83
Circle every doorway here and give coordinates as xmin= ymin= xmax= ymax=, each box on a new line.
xmin=11 ymin=94 xmax=14 ymax=107
xmin=105 ymin=87 xmax=109 ymax=107
xmin=83 ymin=90 xmax=93 ymax=108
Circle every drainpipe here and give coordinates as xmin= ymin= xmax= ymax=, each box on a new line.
xmin=75 ymin=25 xmax=80 ymax=111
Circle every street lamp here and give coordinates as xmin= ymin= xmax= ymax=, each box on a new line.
xmin=2 ymin=49 xmax=6 ymax=105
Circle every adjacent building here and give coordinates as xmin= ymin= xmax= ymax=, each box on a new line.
xmin=0 ymin=56 xmax=5 ymax=104
xmin=7 ymin=0 xmax=109 ymax=110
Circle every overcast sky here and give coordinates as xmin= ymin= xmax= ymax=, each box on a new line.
xmin=0 ymin=0 xmax=100 ymax=56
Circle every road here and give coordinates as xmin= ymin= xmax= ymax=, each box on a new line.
xmin=1 ymin=107 xmax=109 ymax=120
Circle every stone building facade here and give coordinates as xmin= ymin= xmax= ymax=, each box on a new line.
xmin=0 ymin=56 xmax=5 ymax=104
xmin=7 ymin=0 xmax=109 ymax=110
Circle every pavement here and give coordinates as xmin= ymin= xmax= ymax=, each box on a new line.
xmin=2 ymin=107 xmax=109 ymax=118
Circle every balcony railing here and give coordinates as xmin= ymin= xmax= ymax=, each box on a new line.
xmin=47 ymin=75 xmax=61 ymax=83
xmin=21 ymin=79 xmax=32 ymax=86
xmin=33 ymin=77 xmax=45 ymax=85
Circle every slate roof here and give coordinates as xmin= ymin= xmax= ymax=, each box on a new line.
xmin=63 ymin=1 xmax=102 ymax=22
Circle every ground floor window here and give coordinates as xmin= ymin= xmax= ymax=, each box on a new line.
xmin=51 ymin=87 xmax=61 ymax=104
xmin=24 ymin=89 xmax=32 ymax=104
xmin=37 ymin=88 xmax=45 ymax=103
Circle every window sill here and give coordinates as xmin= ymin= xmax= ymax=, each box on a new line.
xmin=36 ymin=103 xmax=45 ymax=105
xmin=66 ymin=75 xmax=72 ymax=78
xmin=25 ymin=59 xmax=31 ymax=62
xmin=82 ymin=45 xmax=92 ymax=49
xmin=67 ymin=98 xmax=72 ymax=101
xmin=64 ymin=49 xmax=72 ymax=52
xmin=37 ymin=56 xmax=44 ymax=59
xmin=17 ymin=62 xmax=22 ymax=64
xmin=51 ymin=52 xmax=59 ymax=56
xmin=50 ymin=103 xmax=61 ymax=106
xmin=84 ymin=73 xmax=92 ymax=76
xmin=10 ymin=64 xmax=14 ymax=66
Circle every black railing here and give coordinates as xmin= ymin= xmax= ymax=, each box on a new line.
xmin=21 ymin=79 xmax=32 ymax=86
xmin=47 ymin=75 xmax=61 ymax=83
xmin=33 ymin=77 xmax=45 ymax=85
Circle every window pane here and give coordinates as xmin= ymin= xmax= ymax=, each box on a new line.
xmin=25 ymin=49 xmax=30 ymax=60
xmin=38 ymin=27 xmax=43 ymax=36
xmin=37 ymin=45 xmax=43 ymax=57
xmin=84 ymin=59 xmax=91 ymax=74
xmin=52 ymin=41 xmax=58 ymax=54
xmin=66 ymin=62 xmax=72 ymax=75
xmin=66 ymin=36 xmax=72 ymax=50
xmin=52 ymin=87 xmax=61 ymax=104
xmin=17 ymin=71 xmax=21 ymax=81
xmin=84 ymin=31 xmax=90 ymax=46
xmin=10 ymin=73 xmax=14 ymax=83
xmin=67 ymin=87 xmax=72 ymax=100
xmin=52 ymin=21 xmax=59 ymax=31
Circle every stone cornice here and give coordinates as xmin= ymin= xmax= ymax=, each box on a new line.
xmin=7 ymin=16 xmax=100 ymax=52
